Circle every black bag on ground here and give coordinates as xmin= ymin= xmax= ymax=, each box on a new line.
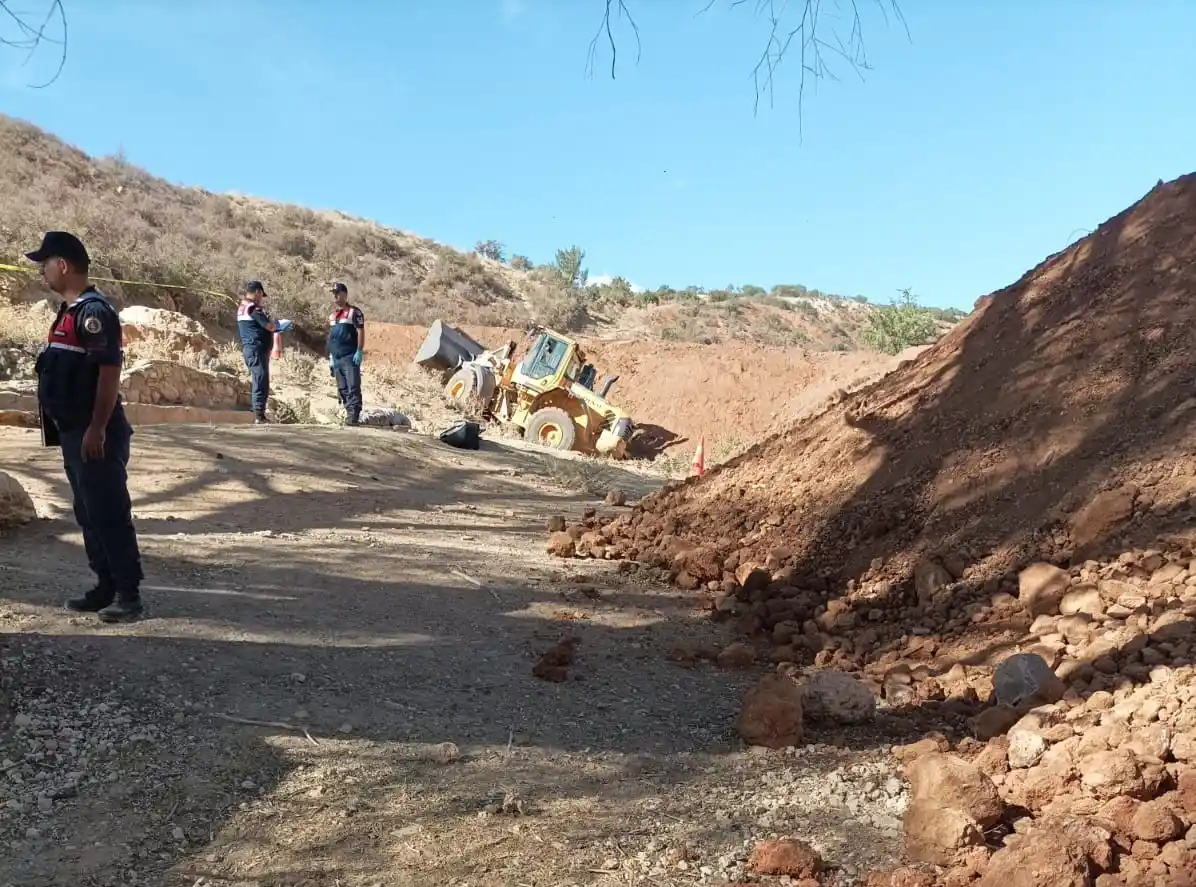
xmin=439 ymin=420 xmax=480 ymax=450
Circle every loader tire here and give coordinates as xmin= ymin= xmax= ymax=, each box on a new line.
xmin=445 ymin=368 xmax=476 ymax=402
xmin=525 ymin=407 xmax=576 ymax=451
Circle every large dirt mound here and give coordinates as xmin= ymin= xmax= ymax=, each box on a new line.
xmin=582 ymin=172 xmax=1196 ymax=606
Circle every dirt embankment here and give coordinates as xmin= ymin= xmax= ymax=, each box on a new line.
xmin=580 ymin=173 xmax=1196 ymax=597
xmin=551 ymin=171 xmax=1196 ymax=887
xmin=369 ymin=322 xmax=907 ymax=454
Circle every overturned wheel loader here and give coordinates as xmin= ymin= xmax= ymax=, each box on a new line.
xmin=414 ymin=319 xmax=633 ymax=458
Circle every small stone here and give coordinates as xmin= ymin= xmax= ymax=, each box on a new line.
xmin=717 ymin=643 xmax=757 ymax=669
xmin=36 ymin=795 xmax=52 ymax=814
xmin=338 ymin=722 xmax=354 ymax=734
xmin=13 ymin=714 xmax=32 ymax=728
xmin=1007 ymin=728 xmax=1047 ymax=769
xmin=172 ymin=826 xmax=185 ymax=841
xmin=546 ymin=515 xmax=566 ymax=532
xmin=747 ymin=838 xmax=822 ymax=877
xmin=603 ymin=489 xmax=627 ymax=507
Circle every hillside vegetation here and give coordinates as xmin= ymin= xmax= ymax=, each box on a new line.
xmin=0 ymin=115 xmax=963 ymax=350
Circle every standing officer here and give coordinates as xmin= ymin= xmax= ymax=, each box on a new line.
xmin=236 ymin=280 xmax=291 ymax=424
xmin=27 ymin=231 xmax=145 ymax=623
xmin=327 ymin=282 xmax=365 ymax=426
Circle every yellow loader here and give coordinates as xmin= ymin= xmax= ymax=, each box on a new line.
xmin=414 ymin=320 xmax=633 ymax=458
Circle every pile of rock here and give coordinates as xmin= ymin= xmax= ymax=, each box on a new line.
xmin=727 ymin=541 xmax=1196 ymax=885
xmin=120 ymin=359 xmax=249 ymax=410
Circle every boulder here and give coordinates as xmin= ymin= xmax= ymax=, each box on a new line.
xmin=906 ymin=753 xmax=1005 ymax=828
xmin=977 ymin=828 xmax=1091 ymax=887
xmin=0 ymin=471 xmax=36 ymax=528
xmin=119 ymin=305 xmax=219 ymax=360
xmin=1018 ymin=563 xmax=1071 ymax=617
xmin=0 ymin=409 xmax=37 ymax=428
xmin=914 ymin=558 xmax=954 ymax=603
xmin=800 ymin=668 xmax=876 ymax=724
xmin=737 ymin=673 xmax=804 ymax=748
xmin=992 ymin=652 xmax=1066 ymax=708
xmin=1130 ymin=799 xmax=1184 ymax=843
xmin=903 ymin=801 xmax=984 ymax=865
xmin=1081 ymin=749 xmax=1145 ymax=800
xmin=1069 ymin=485 xmax=1137 ymax=554
xmin=547 ymin=532 xmax=576 ymax=558
xmin=120 ymin=360 xmax=249 ymax=410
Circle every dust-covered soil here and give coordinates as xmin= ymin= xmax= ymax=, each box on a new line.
xmin=367 ymin=323 xmax=912 ymax=458
xmin=0 ymin=424 xmax=929 ymax=887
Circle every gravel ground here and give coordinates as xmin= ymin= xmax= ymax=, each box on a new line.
xmin=0 ymin=425 xmax=920 ymax=886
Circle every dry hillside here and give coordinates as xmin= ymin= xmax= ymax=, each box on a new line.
xmin=0 ymin=114 xmax=962 ymax=352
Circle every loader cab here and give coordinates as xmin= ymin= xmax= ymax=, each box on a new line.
xmin=516 ymin=331 xmax=574 ymax=388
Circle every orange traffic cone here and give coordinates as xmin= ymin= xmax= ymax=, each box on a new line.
xmin=690 ymin=435 xmax=705 ymax=476
xmin=271 ymin=331 xmax=283 ymax=360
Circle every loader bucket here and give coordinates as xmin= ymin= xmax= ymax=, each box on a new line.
xmin=413 ymin=319 xmax=488 ymax=372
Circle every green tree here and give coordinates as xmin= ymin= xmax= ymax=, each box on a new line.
xmin=862 ymin=288 xmax=941 ymax=355
xmin=553 ymin=245 xmax=588 ymax=289
xmin=474 ymin=239 xmax=505 ymax=262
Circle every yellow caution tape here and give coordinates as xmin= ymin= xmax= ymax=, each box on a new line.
xmin=0 ymin=261 xmax=239 ymax=306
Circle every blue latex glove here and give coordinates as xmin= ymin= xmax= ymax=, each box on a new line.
xmin=352 ymin=349 xmax=364 ymax=366
xmin=275 ymin=318 xmax=293 ymax=333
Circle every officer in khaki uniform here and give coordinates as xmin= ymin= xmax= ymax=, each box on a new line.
xmin=28 ymin=231 xmax=145 ymax=622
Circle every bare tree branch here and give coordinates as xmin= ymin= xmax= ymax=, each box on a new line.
xmin=0 ymin=0 xmax=67 ymax=88
xmin=597 ymin=0 xmax=908 ymax=131
xmin=587 ymin=0 xmax=642 ymax=81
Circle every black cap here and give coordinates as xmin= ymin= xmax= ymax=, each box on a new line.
xmin=25 ymin=231 xmax=89 ymax=267
xmin=331 ymin=282 xmax=348 ymax=294
xmin=245 ymin=280 xmax=267 ymax=295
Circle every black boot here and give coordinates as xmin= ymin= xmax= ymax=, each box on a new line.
xmin=65 ymin=585 xmax=114 ymax=613
xmin=253 ymin=413 xmax=267 ymax=425
xmin=98 ymin=594 xmax=144 ymax=624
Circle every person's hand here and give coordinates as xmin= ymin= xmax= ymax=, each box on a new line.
xmin=275 ymin=318 xmax=293 ymax=333
xmin=328 ymin=355 xmax=335 ymax=369
xmin=353 ymin=349 xmax=364 ymax=366
xmin=82 ymin=424 xmax=106 ymax=461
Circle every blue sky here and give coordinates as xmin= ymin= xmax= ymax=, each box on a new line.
xmin=1 ymin=1 xmax=1193 ymax=311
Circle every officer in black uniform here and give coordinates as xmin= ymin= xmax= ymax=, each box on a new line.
xmin=28 ymin=231 xmax=145 ymax=623
xmin=235 ymin=280 xmax=291 ymax=423
xmin=327 ymin=283 xmax=365 ymax=426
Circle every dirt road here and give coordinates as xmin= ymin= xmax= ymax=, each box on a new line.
xmin=0 ymin=425 xmax=909 ymax=886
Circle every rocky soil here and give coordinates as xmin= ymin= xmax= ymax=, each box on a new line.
xmin=550 ymin=173 xmax=1196 ymax=884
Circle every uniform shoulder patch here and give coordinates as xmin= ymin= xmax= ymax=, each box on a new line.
xmin=82 ymin=315 xmax=103 ymax=334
